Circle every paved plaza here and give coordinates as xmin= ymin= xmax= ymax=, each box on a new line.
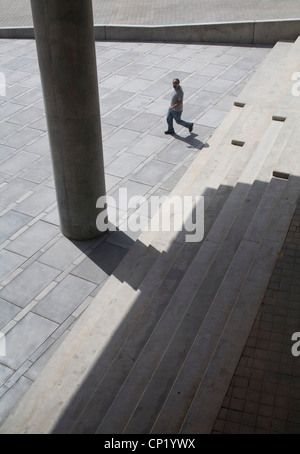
xmin=0 ymin=1 xmax=300 ymax=434
xmin=0 ymin=34 xmax=272 ymax=426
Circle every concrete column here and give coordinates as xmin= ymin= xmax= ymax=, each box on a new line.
xmin=30 ymin=0 xmax=106 ymax=240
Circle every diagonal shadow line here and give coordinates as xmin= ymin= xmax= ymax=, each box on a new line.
xmin=69 ymin=138 xmax=209 ymax=288
xmin=70 ymin=229 xmax=135 ymax=282
xmin=48 ymin=181 xmax=247 ymax=433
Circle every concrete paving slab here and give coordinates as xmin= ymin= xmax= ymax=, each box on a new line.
xmin=0 ymin=299 xmax=20 ymax=330
xmin=7 ymin=106 xmax=44 ymax=126
xmin=131 ymin=159 xmax=175 ymax=186
xmin=128 ymin=135 xmax=169 ymax=157
xmin=23 ymin=135 xmax=50 ymax=157
xmin=110 ymin=180 xmax=152 ymax=202
xmin=0 ymin=261 xmax=60 ymax=308
xmin=41 ymin=207 xmax=59 ymax=227
xmin=2 ymin=129 xmax=42 ymax=150
xmin=103 ymin=128 xmax=140 ymax=151
xmin=72 ymin=240 xmax=129 ymax=284
xmin=0 ymin=103 xmax=23 ymax=122
xmin=12 ymin=89 xmax=42 ymax=107
xmin=106 ymin=151 xmax=146 ymax=178
xmin=0 ymin=178 xmax=36 ymax=207
xmin=156 ymin=143 xmax=194 ymax=165
xmin=0 ymin=364 xmax=14 ymax=388
xmin=1 ymin=312 xmax=58 ymax=370
xmin=205 ymin=78 xmax=236 ymax=93
xmin=5 ymin=220 xmax=59 ymax=258
xmin=37 ymin=237 xmax=85 ymax=272
xmin=198 ymin=108 xmax=228 ymax=128
xmin=102 ymin=107 xmax=137 ymax=127
xmin=0 ymin=151 xmax=39 ymax=176
xmin=24 ymin=331 xmax=70 ymax=382
xmin=124 ymin=112 xmax=161 ymax=132
xmin=190 ymin=90 xmax=222 ymax=108
xmin=14 ymin=186 xmax=56 ymax=217
xmin=32 ymin=275 xmax=97 ymax=325
xmin=21 ymin=157 xmax=53 ymax=184
xmin=0 ymin=211 xmax=32 ymax=244
xmin=0 ymin=144 xmax=14 ymax=161
xmin=0 ymin=375 xmax=32 ymax=425
xmin=0 ymin=250 xmax=25 ymax=283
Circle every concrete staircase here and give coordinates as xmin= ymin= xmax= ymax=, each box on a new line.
xmin=1 ymin=38 xmax=300 ymax=434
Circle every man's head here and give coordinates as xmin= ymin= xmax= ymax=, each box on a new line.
xmin=173 ymin=78 xmax=180 ymax=89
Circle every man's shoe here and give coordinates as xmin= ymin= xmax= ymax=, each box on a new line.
xmin=165 ymin=130 xmax=174 ymax=135
xmin=189 ymin=123 xmax=194 ymax=133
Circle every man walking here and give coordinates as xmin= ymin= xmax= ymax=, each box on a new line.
xmin=165 ymin=78 xmax=193 ymax=135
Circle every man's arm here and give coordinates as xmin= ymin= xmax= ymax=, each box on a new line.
xmin=170 ymin=99 xmax=183 ymax=110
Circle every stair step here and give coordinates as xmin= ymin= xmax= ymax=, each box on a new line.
xmin=55 ymin=132 xmax=253 ymax=433
xmin=1 ymin=38 xmax=300 ymax=434
xmin=64 ymin=149 xmax=252 ymax=433
xmin=124 ymin=119 xmax=298 ymax=433
xmin=50 ymin=239 xmax=183 ymax=433
xmin=119 ymin=181 xmax=278 ymax=434
xmin=275 ymin=118 xmax=300 ymax=176
xmin=179 ymin=174 xmax=300 ymax=433
xmin=146 ymin=117 xmax=299 ymax=433
xmin=235 ymin=40 xmax=297 ymax=105
xmin=97 ymin=94 xmax=297 ymax=432
xmin=94 ymin=117 xmax=285 ymax=433
xmin=71 ymin=93 xmax=280 ymax=433
xmin=1 ymin=118 xmax=250 ymax=434
xmin=150 ymin=177 xmax=287 ymax=434
xmin=205 ymin=121 xmax=283 ymax=244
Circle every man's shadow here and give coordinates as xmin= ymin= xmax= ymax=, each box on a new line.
xmin=172 ymin=132 xmax=209 ymax=150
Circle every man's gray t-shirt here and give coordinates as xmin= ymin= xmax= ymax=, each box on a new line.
xmin=171 ymin=86 xmax=184 ymax=112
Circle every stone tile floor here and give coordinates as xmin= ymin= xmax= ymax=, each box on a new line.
xmin=1 ymin=0 xmax=300 ymax=435
xmin=0 ymin=37 xmax=272 ymax=427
